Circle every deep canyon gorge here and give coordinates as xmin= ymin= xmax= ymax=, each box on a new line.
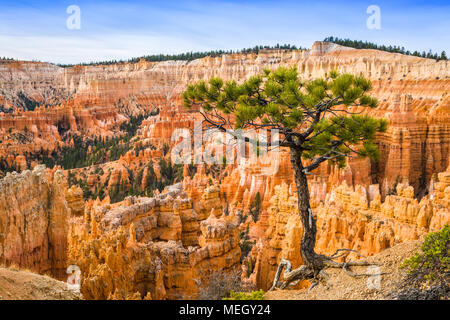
xmin=0 ymin=41 xmax=449 ymax=299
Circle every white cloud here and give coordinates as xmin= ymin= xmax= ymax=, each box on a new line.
xmin=0 ymin=33 xmax=215 ymax=64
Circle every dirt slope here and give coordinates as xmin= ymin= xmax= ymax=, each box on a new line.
xmin=265 ymin=240 xmax=422 ymax=300
xmin=0 ymin=267 xmax=81 ymax=300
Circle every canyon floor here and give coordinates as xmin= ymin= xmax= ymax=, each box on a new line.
xmin=265 ymin=240 xmax=421 ymax=300
xmin=0 ymin=266 xmax=80 ymax=300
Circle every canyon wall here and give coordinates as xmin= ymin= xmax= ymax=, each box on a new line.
xmin=0 ymin=165 xmax=72 ymax=278
xmin=251 ymin=161 xmax=450 ymax=290
xmin=0 ymin=42 xmax=449 ymax=296
xmin=68 ymin=183 xmax=241 ymax=299
xmin=1 ymin=42 xmax=449 ymax=195
xmin=0 ymin=164 xmax=242 ymax=299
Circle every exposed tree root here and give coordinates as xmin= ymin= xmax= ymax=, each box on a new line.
xmin=269 ymin=259 xmax=314 ymax=291
xmin=269 ymin=249 xmax=387 ymax=291
xmin=328 ymin=248 xmax=367 ymax=260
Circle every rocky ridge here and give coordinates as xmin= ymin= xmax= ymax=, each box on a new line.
xmin=0 ymin=41 xmax=449 ymax=298
xmin=0 ymin=165 xmax=72 ymax=279
xmin=68 ymin=183 xmax=241 ymax=299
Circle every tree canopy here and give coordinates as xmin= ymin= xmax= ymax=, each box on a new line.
xmin=324 ymin=36 xmax=447 ymax=61
xmin=56 ymin=44 xmax=302 ymax=68
xmin=183 ymin=66 xmax=388 ymax=287
xmin=183 ymin=66 xmax=387 ymax=172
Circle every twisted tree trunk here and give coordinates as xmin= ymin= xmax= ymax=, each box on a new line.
xmin=290 ymin=149 xmax=324 ymax=274
xmin=269 ymin=150 xmax=380 ymax=291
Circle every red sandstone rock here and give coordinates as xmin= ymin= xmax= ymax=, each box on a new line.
xmin=0 ymin=165 xmax=69 ymax=279
xmin=68 ymin=183 xmax=240 ymax=299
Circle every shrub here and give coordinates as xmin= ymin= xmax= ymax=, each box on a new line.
xmin=394 ymin=225 xmax=449 ymax=299
xmin=239 ymin=239 xmax=256 ymax=262
xmin=401 ymin=225 xmax=449 ymax=283
xmin=386 ymin=175 xmax=401 ymax=196
xmin=196 ymin=269 xmax=242 ymax=300
xmin=249 ymin=192 xmax=261 ymax=222
xmin=223 ymin=290 xmax=265 ymax=300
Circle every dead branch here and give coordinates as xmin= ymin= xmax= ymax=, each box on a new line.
xmin=270 ymin=249 xmax=388 ymax=291
xmin=269 ymin=259 xmax=314 ymax=291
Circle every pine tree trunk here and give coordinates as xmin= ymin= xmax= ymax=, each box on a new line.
xmin=290 ymin=149 xmax=322 ymax=274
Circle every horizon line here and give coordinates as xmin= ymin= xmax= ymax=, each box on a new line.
xmin=1 ymin=38 xmax=448 ymax=67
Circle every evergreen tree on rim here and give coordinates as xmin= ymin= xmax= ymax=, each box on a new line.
xmin=183 ymin=66 xmax=388 ymax=289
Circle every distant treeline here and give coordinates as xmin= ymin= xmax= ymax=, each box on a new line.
xmin=4 ymin=38 xmax=447 ymax=67
xmin=69 ymin=157 xmax=184 ymax=202
xmin=0 ymin=114 xmax=147 ymax=176
xmin=324 ymin=37 xmax=447 ymax=61
xmin=35 ymin=114 xmax=145 ymax=170
xmin=0 ymin=57 xmax=16 ymax=62
xmin=56 ymin=44 xmax=303 ymax=68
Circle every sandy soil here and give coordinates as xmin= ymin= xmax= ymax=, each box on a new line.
xmin=264 ymin=240 xmax=422 ymax=300
xmin=0 ymin=266 xmax=81 ymax=300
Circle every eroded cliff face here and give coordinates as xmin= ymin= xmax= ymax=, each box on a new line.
xmin=1 ymin=42 xmax=449 ymax=194
xmin=250 ymin=162 xmax=450 ymax=290
xmin=0 ymin=163 xmax=241 ymax=299
xmin=0 ymin=60 xmax=69 ymax=112
xmin=68 ymin=184 xmax=241 ymax=300
xmin=0 ymin=165 xmax=72 ymax=279
xmin=0 ymin=42 xmax=449 ymax=298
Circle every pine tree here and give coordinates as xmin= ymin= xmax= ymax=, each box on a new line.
xmin=323 ymin=37 xmax=446 ymax=61
xmin=249 ymin=192 xmax=262 ymax=222
xmin=183 ymin=66 xmax=387 ymax=289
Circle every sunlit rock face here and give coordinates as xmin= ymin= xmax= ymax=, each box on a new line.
xmin=249 ymin=162 xmax=450 ymax=290
xmin=68 ymin=183 xmax=241 ymax=300
xmin=0 ymin=42 xmax=449 ymax=297
xmin=1 ymin=42 xmax=448 ymax=196
xmin=0 ymin=165 xmax=71 ymax=279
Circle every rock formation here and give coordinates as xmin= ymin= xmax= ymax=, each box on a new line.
xmin=0 ymin=41 xmax=449 ymax=298
xmin=0 ymin=165 xmax=70 ymax=279
xmin=1 ymin=42 xmax=448 ymax=197
xmin=68 ymin=183 xmax=241 ymax=299
xmin=251 ymin=163 xmax=450 ymax=290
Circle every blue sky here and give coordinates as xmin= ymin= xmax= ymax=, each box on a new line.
xmin=0 ymin=0 xmax=448 ymax=64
